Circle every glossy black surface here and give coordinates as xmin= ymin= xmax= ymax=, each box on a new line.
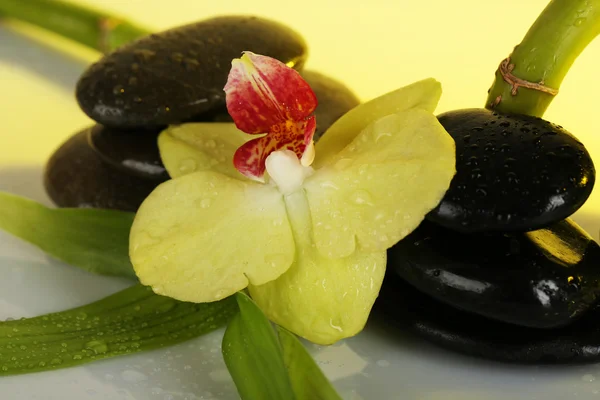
xmin=88 ymin=124 xmax=168 ymax=180
xmin=302 ymin=71 xmax=360 ymax=141
xmin=375 ymin=272 xmax=600 ymax=364
xmin=76 ymin=16 xmax=307 ymax=129
xmin=388 ymin=219 xmax=600 ymax=328
xmin=427 ymin=108 xmax=595 ymax=233
xmin=44 ymin=128 xmax=166 ymax=211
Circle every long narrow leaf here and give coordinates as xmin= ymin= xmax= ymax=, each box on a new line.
xmin=278 ymin=327 xmax=342 ymax=400
xmin=0 ymin=284 xmax=237 ymax=375
xmin=0 ymin=192 xmax=135 ymax=278
xmin=222 ymin=292 xmax=296 ymax=400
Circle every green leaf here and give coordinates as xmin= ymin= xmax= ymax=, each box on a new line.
xmin=0 ymin=192 xmax=135 ymax=278
xmin=222 ymin=292 xmax=296 ymax=400
xmin=0 ymin=284 xmax=237 ymax=376
xmin=222 ymin=293 xmax=343 ymax=400
xmin=277 ymin=326 xmax=342 ymax=400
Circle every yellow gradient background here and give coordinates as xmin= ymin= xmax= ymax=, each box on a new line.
xmin=3 ymin=0 xmax=600 ymax=231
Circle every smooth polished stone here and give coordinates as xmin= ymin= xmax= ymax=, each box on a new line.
xmin=76 ymin=16 xmax=307 ymax=129
xmin=387 ymin=219 xmax=600 ymax=328
xmin=88 ymin=124 xmax=168 ymax=180
xmin=427 ymin=109 xmax=595 ymax=233
xmin=44 ymin=128 xmax=166 ymax=211
xmin=374 ymin=272 xmax=600 ymax=364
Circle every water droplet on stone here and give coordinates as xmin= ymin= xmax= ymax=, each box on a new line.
xmin=112 ymin=85 xmax=125 ymax=95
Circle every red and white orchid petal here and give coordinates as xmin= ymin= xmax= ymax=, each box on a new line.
xmin=224 ymin=52 xmax=317 ymax=134
xmin=233 ymin=117 xmax=315 ymax=181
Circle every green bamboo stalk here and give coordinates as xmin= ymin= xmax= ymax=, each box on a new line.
xmin=0 ymin=0 xmax=151 ymax=53
xmin=486 ymin=0 xmax=600 ymax=117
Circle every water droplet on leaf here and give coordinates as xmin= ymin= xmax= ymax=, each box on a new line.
xmin=85 ymin=340 xmax=108 ymax=354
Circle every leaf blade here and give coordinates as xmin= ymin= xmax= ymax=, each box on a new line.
xmin=222 ymin=292 xmax=296 ymax=400
xmin=0 ymin=192 xmax=135 ymax=278
xmin=0 ymin=284 xmax=237 ymax=376
xmin=277 ymin=326 xmax=342 ymax=400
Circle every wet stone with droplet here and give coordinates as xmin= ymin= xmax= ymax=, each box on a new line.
xmin=88 ymin=124 xmax=169 ymax=180
xmin=76 ymin=16 xmax=308 ymax=129
xmin=387 ymin=219 xmax=600 ymax=329
xmin=44 ymin=127 xmax=167 ymax=211
xmin=427 ymin=108 xmax=595 ymax=232
xmin=374 ymin=267 xmax=600 ymax=364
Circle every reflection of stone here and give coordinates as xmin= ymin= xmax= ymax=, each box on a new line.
xmin=312 ymin=343 xmax=368 ymax=381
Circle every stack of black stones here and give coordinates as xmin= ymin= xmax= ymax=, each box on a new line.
xmin=44 ymin=16 xmax=600 ymax=364
xmin=44 ymin=16 xmax=360 ymax=211
xmin=378 ymin=109 xmax=600 ymax=364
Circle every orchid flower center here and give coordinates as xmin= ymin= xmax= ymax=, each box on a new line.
xmin=224 ymin=51 xmax=318 ymax=181
xmin=265 ymin=149 xmax=314 ymax=195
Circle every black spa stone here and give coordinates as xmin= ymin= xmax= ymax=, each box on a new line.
xmin=76 ymin=16 xmax=307 ymax=129
xmin=88 ymin=124 xmax=168 ymax=180
xmin=44 ymin=128 xmax=167 ymax=211
xmin=387 ymin=219 xmax=600 ymax=329
xmin=374 ymin=271 xmax=600 ymax=364
xmin=427 ymin=108 xmax=595 ymax=233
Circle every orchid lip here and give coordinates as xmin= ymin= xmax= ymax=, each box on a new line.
xmin=224 ymin=52 xmax=318 ymax=180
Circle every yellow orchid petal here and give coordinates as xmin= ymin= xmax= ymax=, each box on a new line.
xmin=158 ymin=123 xmax=251 ymax=180
xmin=314 ymin=78 xmax=442 ymax=168
xmin=129 ymin=170 xmax=295 ymax=302
xmin=305 ymin=109 xmax=456 ymax=259
xmin=249 ymin=247 xmax=386 ymax=345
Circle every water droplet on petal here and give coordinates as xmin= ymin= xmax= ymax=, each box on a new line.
xmin=319 ymin=181 xmax=339 ymax=190
xmin=264 ymin=253 xmax=288 ymax=268
xmin=200 ymin=198 xmax=212 ymax=209
xmin=334 ymin=158 xmax=353 ymax=170
xmin=178 ymin=159 xmax=197 ymax=174
xmin=350 ymin=190 xmax=373 ymax=206
xmin=272 ymin=218 xmax=284 ymax=226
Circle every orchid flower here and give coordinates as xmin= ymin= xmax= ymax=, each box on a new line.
xmin=129 ymin=52 xmax=456 ymax=345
